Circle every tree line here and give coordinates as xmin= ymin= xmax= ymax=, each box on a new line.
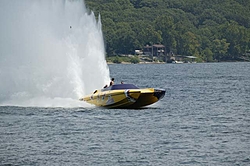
xmin=85 ymin=0 xmax=250 ymax=62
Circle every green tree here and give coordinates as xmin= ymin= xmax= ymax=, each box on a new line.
xmin=201 ymin=48 xmax=213 ymax=62
xmin=85 ymin=0 xmax=250 ymax=61
xmin=182 ymin=31 xmax=200 ymax=57
xmin=112 ymin=22 xmax=137 ymax=54
xmin=220 ymin=21 xmax=250 ymax=59
xmin=212 ymin=39 xmax=230 ymax=61
xmin=154 ymin=15 xmax=176 ymax=53
xmin=130 ymin=56 xmax=140 ymax=63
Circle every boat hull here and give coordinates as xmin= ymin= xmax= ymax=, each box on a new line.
xmin=80 ymin=84 xmax=165 ymax=108
xmin=82 ymin=89 xmax=141 ymax=108
xmin=125 ymin=88 xmax=165 ymax=108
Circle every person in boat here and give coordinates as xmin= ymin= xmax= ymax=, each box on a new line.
xmin=109 ymin=78 xmax=114 ymax=86
xmin=103 ymin=78 xmax=114 ymax=88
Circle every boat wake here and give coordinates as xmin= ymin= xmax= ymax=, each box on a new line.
xmin=0 ymin=0 xmax=110 ymax=107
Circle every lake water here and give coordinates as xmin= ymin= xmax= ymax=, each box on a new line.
xmin=1 ymin=62 xmax=250 ymax=165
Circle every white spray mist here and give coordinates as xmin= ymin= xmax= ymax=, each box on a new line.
xmin=0 ymin=0 xmax=110 ymax=107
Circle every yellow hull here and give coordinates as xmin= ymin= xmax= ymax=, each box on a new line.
xmin=80 ymin=84 xmax=165 ymax=108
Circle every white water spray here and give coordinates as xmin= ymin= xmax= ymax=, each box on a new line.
xmin=0 ymin=0 xmax=110 ymax=107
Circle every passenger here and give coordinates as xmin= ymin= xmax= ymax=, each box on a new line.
xmin=109 ymin=78 xmax=114 ymax=86
xmin=121 ymin=81 xmax=124 ymax=84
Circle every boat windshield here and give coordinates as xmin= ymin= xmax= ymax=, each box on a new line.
xmin=102 ymin=84 xmax=139 ymax=91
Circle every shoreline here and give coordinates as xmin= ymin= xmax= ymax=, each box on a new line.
xmin=106 ymin=61 xmax=249 ymax=64
xmin=107 ymin=61 xmax=166 ymax=64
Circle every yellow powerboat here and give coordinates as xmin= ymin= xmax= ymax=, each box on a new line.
xmin=80 ymin=84 xmax=165 ymax=108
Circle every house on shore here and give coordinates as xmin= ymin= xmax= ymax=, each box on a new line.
xmin=143 ymin=44 xmax=166 ymax=57
xmin=134 ymin=44 xmax=199 ymax=63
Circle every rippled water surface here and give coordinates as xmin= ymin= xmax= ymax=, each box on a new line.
xmin=1 ymin=62 xmax=250 ymax=165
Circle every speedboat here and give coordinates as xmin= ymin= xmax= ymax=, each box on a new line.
xmin=80 ymin=84 xmax=165 ymax=108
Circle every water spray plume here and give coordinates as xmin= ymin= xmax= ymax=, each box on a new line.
xmin=0 ymin=0 xmax=110 ymax=107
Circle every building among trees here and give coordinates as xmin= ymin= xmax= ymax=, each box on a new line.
xmin=143 ymin=44 xmax=165 ymax=57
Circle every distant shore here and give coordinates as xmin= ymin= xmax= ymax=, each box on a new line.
xmin=106 ymin=54 xmax=250 ymax=64
xmin=106 ymin=60 xmax=249 ymax=64
xmin=107 ymin=61 xmax=166 ymax=64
